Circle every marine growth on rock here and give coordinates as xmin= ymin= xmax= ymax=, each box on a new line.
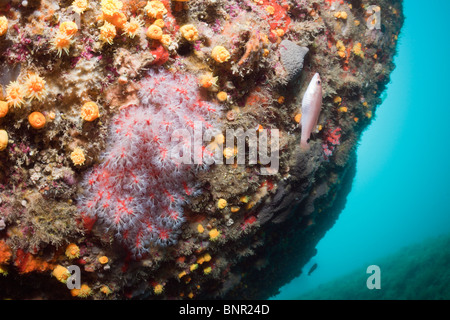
xmin=0 ymin=0 xmax=404 ymax=300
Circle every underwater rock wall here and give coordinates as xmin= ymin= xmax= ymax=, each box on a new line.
xmin=0 ymin=0 xmax=403 ymax=299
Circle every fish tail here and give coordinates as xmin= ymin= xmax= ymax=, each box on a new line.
xmin=300 ymin=139 xmax=310 ymax=151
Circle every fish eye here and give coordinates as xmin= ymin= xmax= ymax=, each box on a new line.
xmin=317 ymin=80 xmax=321 ymax=84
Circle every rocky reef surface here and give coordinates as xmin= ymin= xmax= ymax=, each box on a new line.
xmin=0 ymin=0 xmax=403 ymax=299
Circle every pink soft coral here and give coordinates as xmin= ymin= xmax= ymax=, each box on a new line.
xmin=78 ymin=69 xmax=222 ymax=258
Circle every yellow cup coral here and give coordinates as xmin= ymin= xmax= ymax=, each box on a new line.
xmin=28 ymin=112 xmax=46 ymax=129
xmin=180 ymin=24 xmax=199 ymax=41
xmin=190 ymin=263 xmax=198 ymax=272
xmin=146 ymin=24 xmax=163 ymax=40
xmin=145 ymin=1 xmax=167 ymax=19
xmin=101 ymin=0 xmax=123 ymax=16
xmin=0 ymin=101 xmax=8 ymax=118
xmin=98 ymin=256 xmax=109 ymax=264
xmin=160 ymin=34 xmax=172 ymax=47
xmin=71 ymin=0 xmax=89 ymax=14
xmin=81 ymin=101 xmax=99 ymax=121
xmin=25 ymin=73 xmax=47 ymax=101
xmin=0 ymin=129 xmax=8 ymax=152
xmin=106 ymin=12 xmax=127 ymax=28
xmin=123 ymin=17 xmax=143 ymax=38
xmin=203 ymin=266 xmax=212 ymax=275
xmin=211 ymin=46 xmax=230 ymax=63
xmin=5 ymin=81 xmax=25 ymax=109
xmin=334 ymin=11 xmax=348 ymax=19
xmin=217 ymin=91 xmax=228 ymax=102
xmin=65 ymin=243 xmax=80 ymax=259
xmin=217 ymin=198 xmax=227 ymax=209
xmin=71 ymin=148 xmax=86 ymax=166
xmin=203 ymin=253 xmax=211 ymax=262
xmin=153 ymin=19 xmax=165 ymax=28
xmin=352 ymin=42 xmax=364 ymax=58
xmin=100 ymin=285 xmax=112 ymax=295
xmin=230 ymin=206 xmax=240 ymax=213
xmin=209 ymin=228 xmax=220 ymax=241
xmin=266 ymin=5 xmax=275 ymax=15
xmin=71 ymin=284 xmax=92 ymax=298
xmin=0 ymin=16 xmax=8 ymax=36
xmin=153 ymin=284 xmax=164 ymax=295
xmin=59 ymin=21 xmax=78 ymax=36
xmin=223 ymin=147 xmax=234 ymax=159
xmin=99 ymin=21 xmax=116 ymax=44
xmin=53 ymin=32 xmax=73 ymax=57
xmin=52 ymin=265 xmax=71 ymax=283
xmin=199 ymin=73 xmax=218 ymax=88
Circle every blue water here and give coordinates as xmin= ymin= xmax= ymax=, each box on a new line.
xmin=273 ymin=0 xmax=450 ymax=299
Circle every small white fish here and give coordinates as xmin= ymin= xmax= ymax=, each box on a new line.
xmin=300 ymin=73 xmax=322 ymax=150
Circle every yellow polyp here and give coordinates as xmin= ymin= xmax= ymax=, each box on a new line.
xmin=190 ymin=263 xmax=198 ymax=272
xmin=153 ymin=284 xmax=164 ymax=295
xmin=100 ymin=285 xmax=112 ymax=295
xmin=0 ymin=130 xmax=7 ymax=152
xmin=52 ymin=265 xmax=70 ymax=283
xmin=98 ymin=256 xmax=109 ymax=264
xmin=71 ymin=148 xmax=86 ymax=166
xmin=180 ymin=24 xmax=199 ymax=41
xmin=71 ymin=284 xmax=92 ymax=298
xmin=209 ymin=228 xmax=220 ymax=241
xmin=0 ymin=16 xmax=8 ymax=36
xmin=65 ymin=243 xmax=80 ymax=259
xmin=72 ymin=0 xmax=89 ymax=14
xmin=203 ymin=266 xmax=212 ymax=275
xmin=99 ymin=21 xmax=116 ymax=44
xmin=211 ymin=46 xmax=230 ymax=63
xmin=203 ymin=253 xmax=211 ymax=262
xmin=230 ymin=206 xmax=240 ymax=213
xmin=217 ymin=198 xmax=227 ymax=209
